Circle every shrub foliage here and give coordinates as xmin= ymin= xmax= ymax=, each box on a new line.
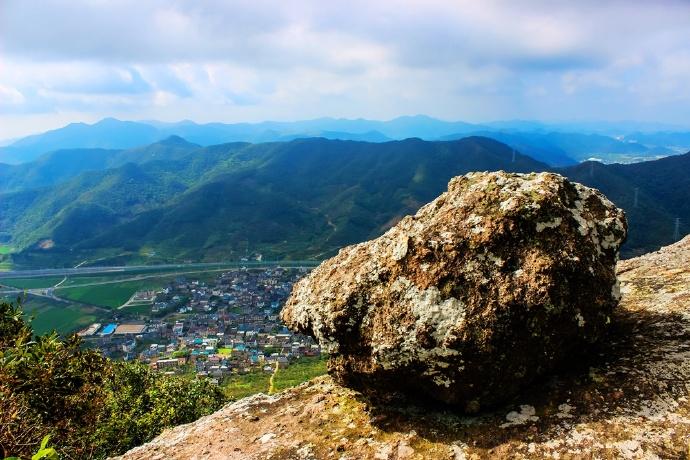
xmin=0 ymin=300 xmax=225 ymax=459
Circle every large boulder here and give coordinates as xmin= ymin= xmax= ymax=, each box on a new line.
xmin=282 ymin=171 xmax=627 ymax=411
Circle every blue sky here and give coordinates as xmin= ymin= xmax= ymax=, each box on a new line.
xmin=2 ymin=0 xmax=690 ymax=139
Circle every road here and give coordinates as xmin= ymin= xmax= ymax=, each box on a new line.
xmin=0 ymin=260 xmax=321 ymax=279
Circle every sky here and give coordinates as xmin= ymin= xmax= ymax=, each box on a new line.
xmin=2 ymin=0 xmax=690 ymax=140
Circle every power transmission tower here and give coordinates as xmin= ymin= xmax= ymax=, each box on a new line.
xmin=511 ymin=149 xmax=516 ymax=163
xmin=674 ymin=218 xmax=681 ymax=241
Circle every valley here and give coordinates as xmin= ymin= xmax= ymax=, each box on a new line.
xmin=1 ymin=132 xmax=688 ymax=339
xmin=5 ymin=2 xmax=690 ymax=458
xmin=0 ymin=261 xmax=319 ymax=333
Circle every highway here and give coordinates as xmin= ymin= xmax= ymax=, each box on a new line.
xmin=0 ymin=260 xmax=321 ymax=279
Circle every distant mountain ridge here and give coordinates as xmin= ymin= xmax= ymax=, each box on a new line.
xmin=0 ymin=136 xmax=688 ymax=268
xmin=3 ymin=116 xmax=690 ymax=166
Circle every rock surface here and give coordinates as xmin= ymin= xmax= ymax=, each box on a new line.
xmin=282 ymin=171 xmax=627 ymax=409
xmin=113 ymin=235 xmax=690 ymax=460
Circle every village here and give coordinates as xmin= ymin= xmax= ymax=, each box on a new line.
xmin=77 ymin=266 xmax=321 ymax=385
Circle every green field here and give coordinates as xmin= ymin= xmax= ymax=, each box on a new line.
xmin=221 ymin=356 xmax=327 ymax=400
xmin=56 ymin=278 xmax=168 ymax=308
xmin=54 ymin=269 xmax=234 ymax=308
xmin=272 ymin=356 xmax=328 ymax=392
xmin=0 ymin=276 xmax=64 ymax=289
xmin=120 ymin=303 xmax=153 ymax=316
xmin=1 ymin=294 xmax=102 ymax=335
xmin=222 ymin=370 xmax=272 ymax=400
xmin=0 ymin=245 xmax=12 ymax=255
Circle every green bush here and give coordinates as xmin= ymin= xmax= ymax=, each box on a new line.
xmin=93 ymin=361 xmax=224 ymax=454
xmin=0 ymin=301 xmax=226 ymax=459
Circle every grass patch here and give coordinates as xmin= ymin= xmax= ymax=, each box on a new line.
xmin=56 ymin=278 xmax=166 ymax=308
xmin=54 ymin=268 xmax=235 ymax=308
xmin=0 ymin=245 xmax=12 ymax=255
xmin=272 ymin=356 xmax=328 ymax=392
xmin=120 ymin=304 xmax=153 ymax=316
xmin=222 ymin=370 xmax=271 ymax=400
xmin=0 ymin=276 xmax=64 ymax=289
xmin=220 ymin=356 xmax=327 ymax=400
xmin=4 ymin=295 xmax=103 ymax=335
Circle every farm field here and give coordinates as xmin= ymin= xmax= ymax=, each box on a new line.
xmin=0 ymin=294 xmax=103 ymax=335
xmin=120 ymin=303 xmax=154 ymax=316
xmin=0 ymin=276 xmax=64 ymax=289
xmin=54 ymin=267 xmax=255 ymax=308
xmin=56 ymin=277 xmax=172 ymax=308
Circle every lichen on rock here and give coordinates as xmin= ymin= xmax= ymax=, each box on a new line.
xmin=282 ymin=171 xmax=627 ymax=410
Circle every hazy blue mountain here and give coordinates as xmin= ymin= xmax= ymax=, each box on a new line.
xmin=548 ymin=120 xmax=690 ymax=136
xmin=0 ymin=116 xmax=482 ymax=164
xmin=442 ymin=130 xmax=675 ymax=165
xmin=152 ymin=115 xmax=480 ymax=144
xmin=4 ymin=116 xmax=689 ymax=166
xmin=442 ymin=131 xmax=577 ymax=166
xmin=483 ymin=120 xmax=690 ymax=136
xmin=276 ymin=131 xmax=392 ymax=142
xmin=0 ymin=118 xmax=160 ymax=164
xmin=623 ymin=131 xmax=690 ymax=149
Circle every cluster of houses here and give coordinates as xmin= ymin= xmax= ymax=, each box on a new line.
xmin=78 ymin=267 xmax=321 ymax=382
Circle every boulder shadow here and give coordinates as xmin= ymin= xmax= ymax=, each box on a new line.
xmin=348 ymin=307 xmax=690 ymax=450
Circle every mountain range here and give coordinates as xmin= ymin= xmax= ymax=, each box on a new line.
xmin=3 ymin=116 xmax=690 ymax=167
xmin=0 ymin=135 xmax=688 ymax=269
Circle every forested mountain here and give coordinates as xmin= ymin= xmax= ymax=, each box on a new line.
xmin=1 ymin=137 xmax=547 ymax=267
xmin=1 ymin=136 xmax=688 ymax=268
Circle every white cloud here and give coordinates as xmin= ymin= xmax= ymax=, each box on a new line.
xmin=0 ymin=85 xmax=25 ymax=105
xmin=1 ymin=0 xmax=690 ymax=138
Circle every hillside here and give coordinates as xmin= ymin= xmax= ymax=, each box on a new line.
xmin=2 ymin=137 xmax=549 ymax=267
xmin=113 ymin=235 xmax=690 ymax=459
xmin=1 ymin=137 xmax=689 ymax=267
